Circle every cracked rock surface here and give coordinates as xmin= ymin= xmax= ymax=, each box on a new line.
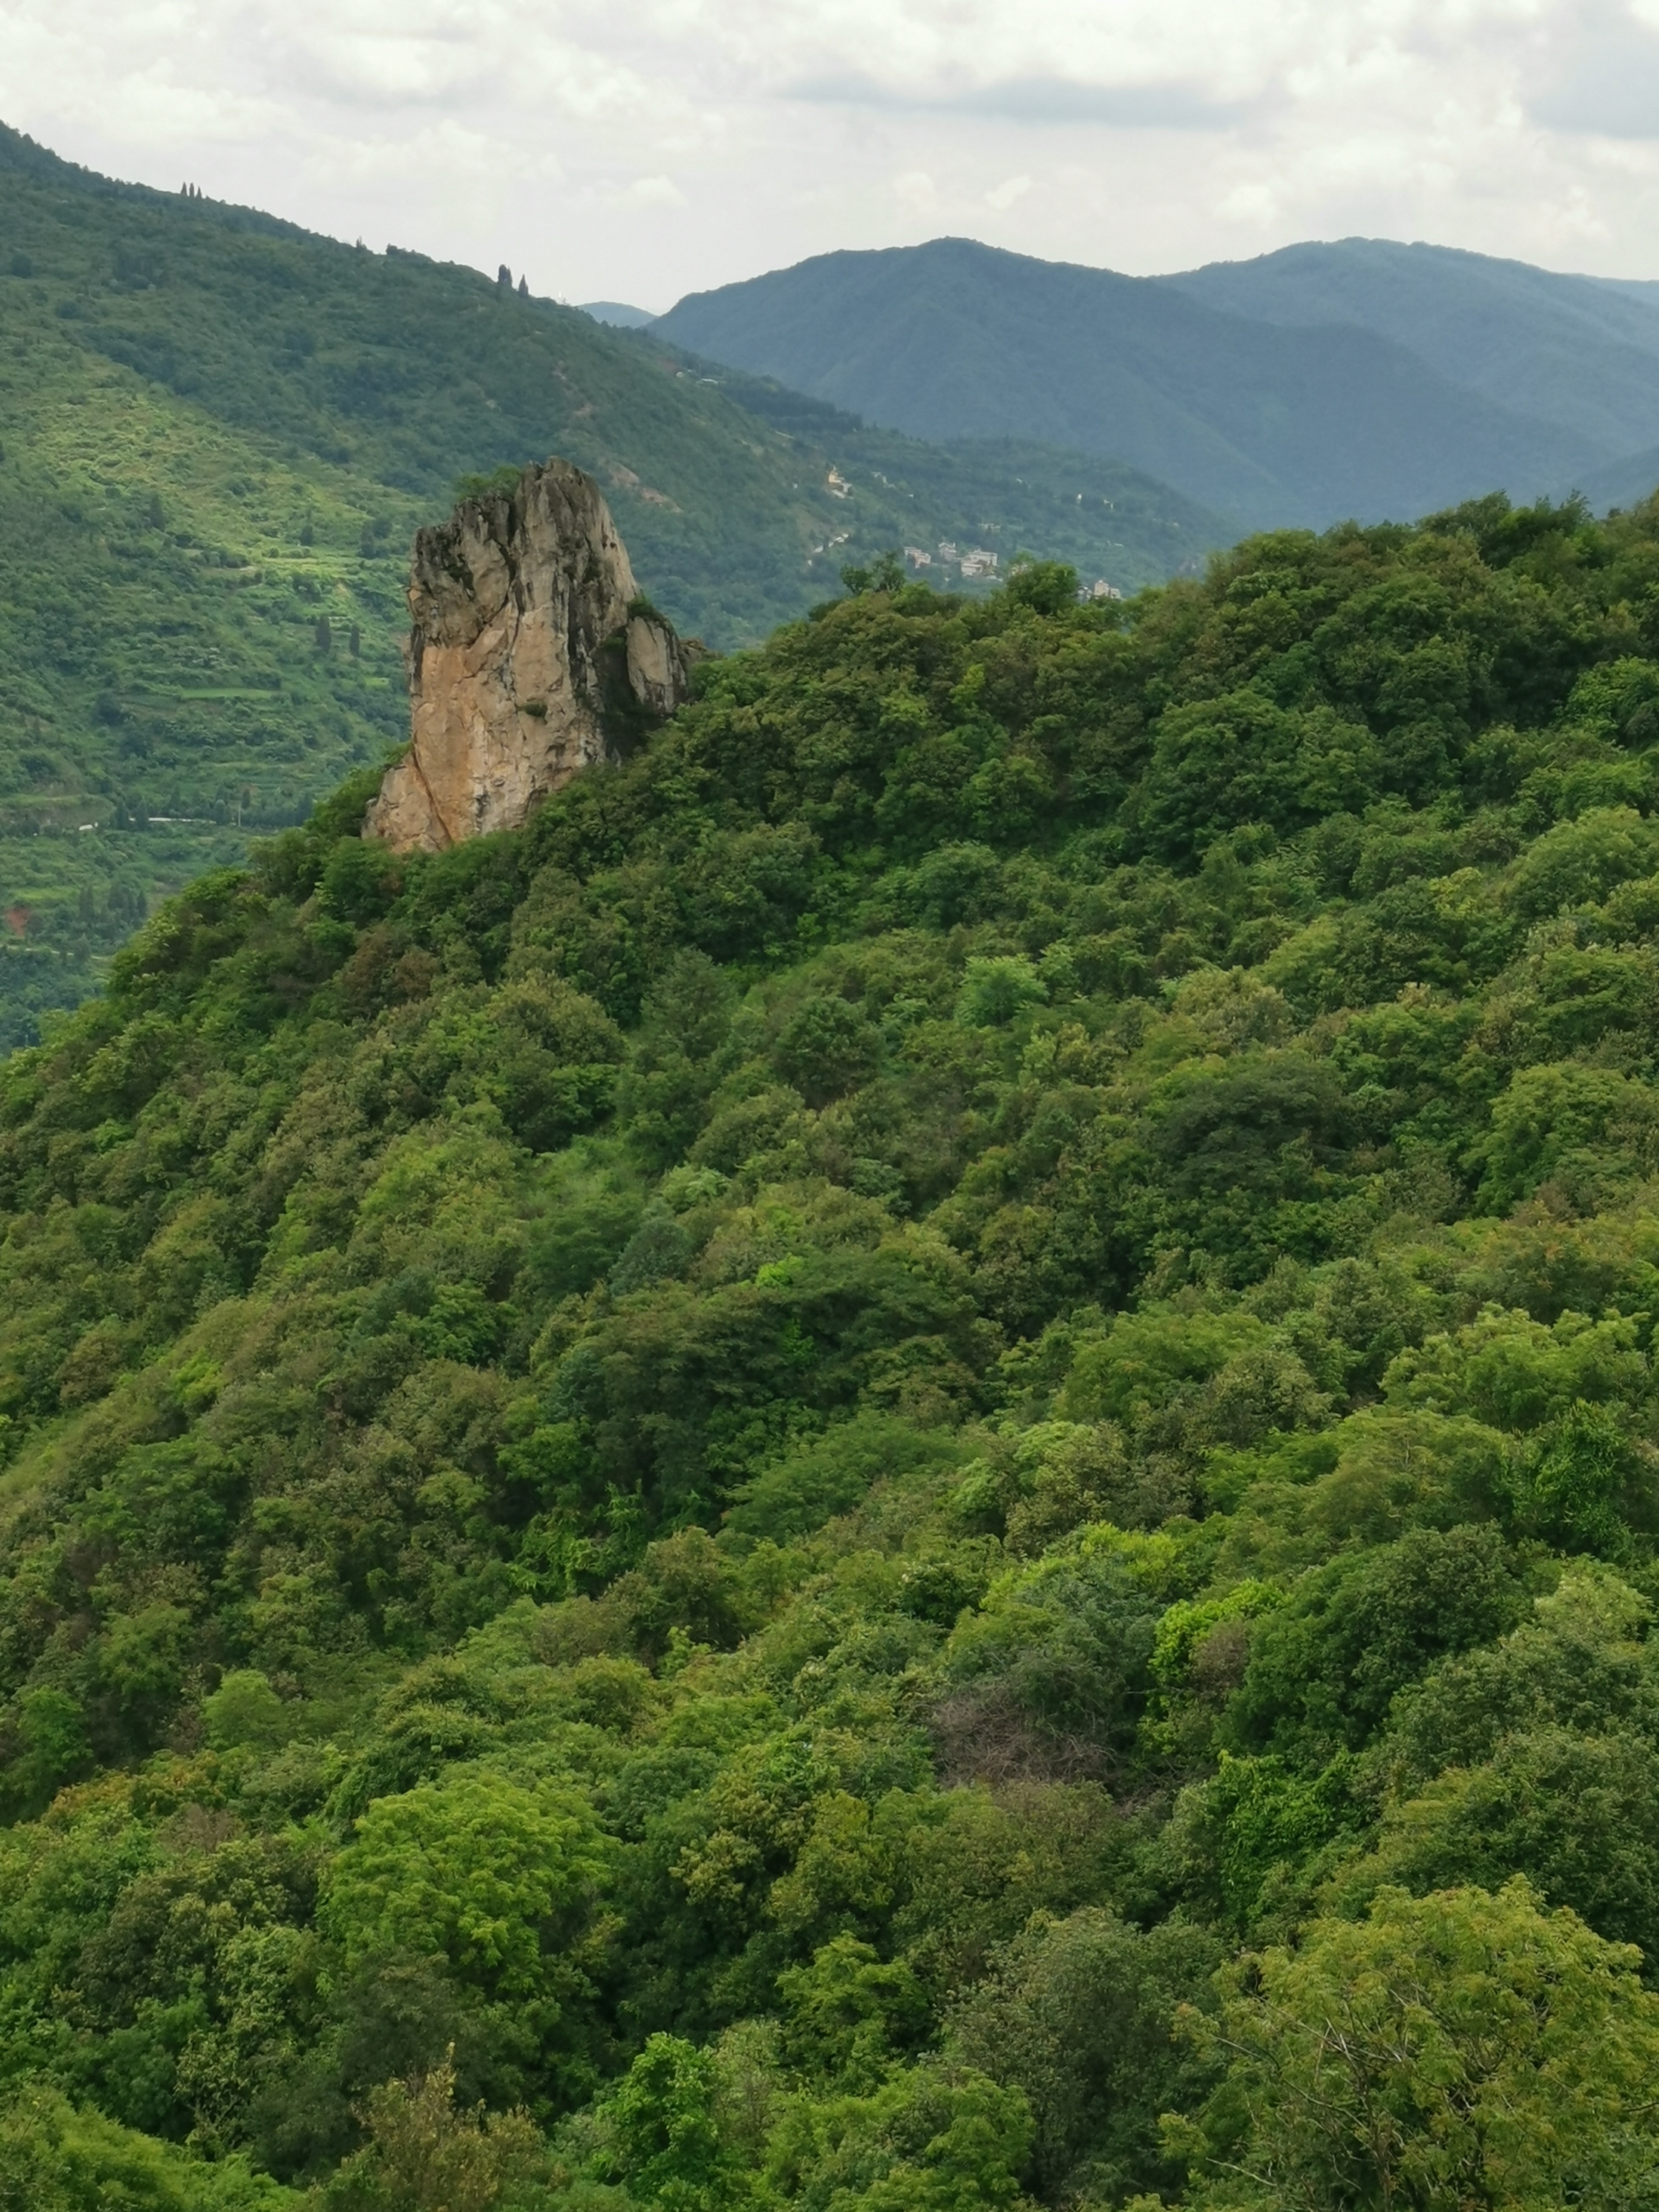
xmin=365 ymin=457 xmax=692 ymax=853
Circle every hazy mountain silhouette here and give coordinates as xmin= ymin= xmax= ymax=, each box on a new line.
xmin=655 ymin=235 xmax=1659 ymax=529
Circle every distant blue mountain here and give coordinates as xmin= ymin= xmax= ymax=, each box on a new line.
xmin=580 ymin=300 xmax=659 ymax=328
xmin=1162 ymin=238 xmax=1659 ymax=460
xmin=654 ymin=236 xmax=1659 ymax=529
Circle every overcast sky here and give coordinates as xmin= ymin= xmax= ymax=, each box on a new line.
xmin=8 ymin=1 xmax=1659 ymax=309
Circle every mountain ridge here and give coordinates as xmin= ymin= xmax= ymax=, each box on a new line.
xmin=654 ymin=233 xmax=1659 ymax=528
xmin=1161 ymin=235 xmax=1659 ymax=457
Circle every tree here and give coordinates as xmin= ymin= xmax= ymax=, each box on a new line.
xmin=1327 ymin=1727 xmax=1659 ymax=1965
xmin=779 ymin=1935 xmax=930 ymax=2090
xmin=323 ymin=1777 xmax=602 ymax=2007
xmin=949 ymin=1906 xmax=1224 ymax=2204
xmin=333 ymin=2054 xmax=541 ymax=2212
xmin=0 ymin=2082 xmax=290 ymax=2210
xmin=763 ymin=2063 xmax=1031 ymax=2212
xmin=840 ymin=551 xmax=905 ymax=595
xmin=1176 ymin=1880 xmax=1659 ymax=2211
xmin=1518 ymin=1399 xmax=1634 ymax=1555
xmin=203 ymin=1669 xmax=289 ymax=1752
xmin=591 ymin=2034 xmax=741 ymax=2212
xmin=956 ymin=957 xmax=1045 ymax=1029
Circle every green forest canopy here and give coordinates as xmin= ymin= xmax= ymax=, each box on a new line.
xmin=10 ymin=492 xmax=1659 ymax=2205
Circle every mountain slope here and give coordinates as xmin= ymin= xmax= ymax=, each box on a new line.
xmin=5 ymin=498 xmax=1659 ymax=2198
xmin=654 ymin=236 xmax=1601 ymax=529
xmin=0 ymin=123 xmax=1222 ymax=1048
xmin=580 ymin=301 xmax=660 ymax=327
xmin=1162 ymin=236 xmax=1659 ymax=458
xmin=1579 ymin=439 xmax=1659 ymax=511
xmin=0 ymin=124 xmax=1211 ymax=643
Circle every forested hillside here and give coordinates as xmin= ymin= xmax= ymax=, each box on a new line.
xmin=0 ymin=122 xmax=1219 ymax=1054
xmin=13 ymin=494 xmax=1659 ymax=2207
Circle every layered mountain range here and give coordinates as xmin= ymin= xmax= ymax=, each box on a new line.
xmin=655 ymin=235 xmax=1659 ymax=529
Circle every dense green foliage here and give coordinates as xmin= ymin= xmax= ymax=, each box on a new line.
xmin=0 ymin=123 xmax=1218 ymax=1051
xmin=13 ymin=494 xmax=1659 ymax=2205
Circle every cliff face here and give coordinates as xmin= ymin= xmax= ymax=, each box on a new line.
xmin=364 ymin=457 xmax=692 ymax=853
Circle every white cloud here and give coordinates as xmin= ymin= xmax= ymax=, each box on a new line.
xmin=984 ymin=172 xmax=1031 ymax=210
xmin=309 ymin=116 xmax=509 ymax=186
xmin=1526 ymin=1 xmax=1659 ymax=139
xmin=3 ymin=0 xmax=1659 ymax=307
xmin=623 ymin=172 xmax=686 ymax=206
xmin=1218 ymin=180 xmax=1279 ymax=225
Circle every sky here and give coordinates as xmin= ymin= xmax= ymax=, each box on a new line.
xmin=9 ymin=1 xmax=1659 ymax=309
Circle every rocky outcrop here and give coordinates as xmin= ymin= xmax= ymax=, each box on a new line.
xmin=364 ymin=457 xmax=694 ymax=853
